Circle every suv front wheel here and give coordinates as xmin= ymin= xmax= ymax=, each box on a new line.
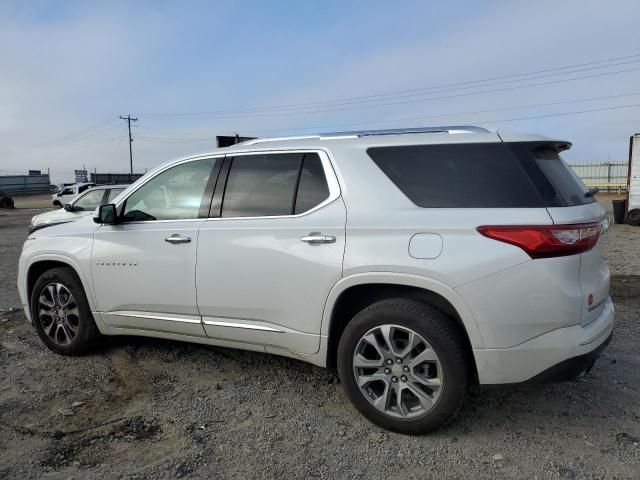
xmin=30 ymin=267 xmax=101 ymax=355
xmin=337 ymin=298 xmax=469 ymax=434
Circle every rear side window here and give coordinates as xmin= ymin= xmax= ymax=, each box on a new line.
xmin=368 ymin=143 xmax=544 ymax=208
xmin=221 ymin=152 xmax=332 ymax=218
xmin=222 ymin=153 xmax=302 ymax=217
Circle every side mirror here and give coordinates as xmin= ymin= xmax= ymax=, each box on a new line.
xmin=63 ymin=203 xmax=74 ymax=212
xmin=93 ymin=203 xmax=118 ymax=224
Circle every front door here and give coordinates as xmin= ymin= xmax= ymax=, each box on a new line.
xmin=196 ymin=151 xmax=345 ymax=354
xmin=92 ymin=157 xmax=219 ymax=337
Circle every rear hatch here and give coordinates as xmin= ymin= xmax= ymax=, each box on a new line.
xmin=519 ymin=143 xmax=609 ymax=326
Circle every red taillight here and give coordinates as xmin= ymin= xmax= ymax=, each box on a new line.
xmin=477 ymin=223 xmax=600 ymax=259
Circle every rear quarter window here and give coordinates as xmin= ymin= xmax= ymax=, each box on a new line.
xmin=367 ymin=143 xmax=545 ymax=208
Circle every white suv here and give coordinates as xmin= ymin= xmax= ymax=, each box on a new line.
xmin=51 ymin=182 xmax=96 ymax=207
xmin=18 ymin=126 xmax=614 ymax=434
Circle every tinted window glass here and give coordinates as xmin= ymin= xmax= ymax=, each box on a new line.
xmin=61 ymin=187 xmax=74 ymax=195
xmin=532 ymin=147 xmax=594 ymax=206
xmin=368 ymin=144 xmax=544 ymax=208
xmin=78 ymin=184 xmax=93 ymax=194
xmin=294 ymin=153 xmax=330 ymax=214
xmin=73 ymin=189 xmax=105 ymax=211
xmin=106 ymin=188 xmax=126 ymax=203
xmin=123 ymin=159 xmax=216 ymax=221
xmin=222 ymin=154 xmax=302 ymax=217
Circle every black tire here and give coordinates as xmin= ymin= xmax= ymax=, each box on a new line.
xmin=30 ymin=267 xmax=102 ymax=355
xmin=337 ymin=298 xmax=469 ymax=434
xmin=628 ymin=208 xmax=640 ymax=226
xmin=0 ymin=195 xmax=14 ymax=209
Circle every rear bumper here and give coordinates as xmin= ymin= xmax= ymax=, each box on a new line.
xmin=474 ymin=296 xmax=614 ymax=384
xmin=524 ymin=331 xmax=612 ymax=383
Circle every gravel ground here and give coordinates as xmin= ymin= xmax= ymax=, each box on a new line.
xmin=0 ymin=209 xmax=41 ymax=310
xmin=1 ymin=197 xmax=639 ymax=479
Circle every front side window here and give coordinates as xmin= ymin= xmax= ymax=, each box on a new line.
xmin=73 ymin=188 xmax=105 ymax=211
xmin=78 ymin=184 xmax=93 ymax=194
xmin=60 ymin=187 xmax=74 ymax=195
xmin=122 ymin=159 xmax=216 ymax=221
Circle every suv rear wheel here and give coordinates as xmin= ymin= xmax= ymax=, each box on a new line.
xmin=30 ymin=267 xmax=101 ymax=355
xmin=337 ymin=298 xmax=468 ymax=434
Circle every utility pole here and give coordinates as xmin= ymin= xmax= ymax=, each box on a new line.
xmin=119 ymin=115 xmax=138 ymax=174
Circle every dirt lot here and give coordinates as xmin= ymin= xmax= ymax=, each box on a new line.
xmin=1 ymin=197 xmax=639 ymax=479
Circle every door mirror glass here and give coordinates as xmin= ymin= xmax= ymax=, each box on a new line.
xmin=94 ymin=204 xmax=118 ymax=224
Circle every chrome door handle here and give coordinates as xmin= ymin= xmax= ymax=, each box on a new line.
xmin=301 ymin=234 xmax=336 ymax=244
xmin=164 ymin=234 xmax=191 ymax=244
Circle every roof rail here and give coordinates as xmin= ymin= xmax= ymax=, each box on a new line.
xmin=240 ymin=125 xmax=489 ymax=145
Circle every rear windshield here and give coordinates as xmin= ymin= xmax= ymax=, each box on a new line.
xmin=530 ymin=147 xmax=595 ymax=206
xmin=368 ymin=142 xmax=593 ymax=208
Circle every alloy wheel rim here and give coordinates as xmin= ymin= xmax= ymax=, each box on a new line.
xmin=37 ymin=282 xmax=80 ymax=345
xmin=352 ymin=324 xmax=443 ymax=418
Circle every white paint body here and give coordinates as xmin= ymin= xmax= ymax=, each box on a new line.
xmin=629 ymin=134 xmax=640 ymax=210
xmin=18 ymin=130 xmax=614 ymax=384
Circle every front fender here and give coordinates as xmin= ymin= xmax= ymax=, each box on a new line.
xmin=320 ymin=272 xmax=484 ymax=348
xmin=20 ymin=237 xmax=97 ymax=321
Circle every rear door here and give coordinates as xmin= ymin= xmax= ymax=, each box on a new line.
xmin=195 ymin=151 xmax=345 ymax=354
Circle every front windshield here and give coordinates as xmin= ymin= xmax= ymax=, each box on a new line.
xmin=72 ymin=188 xmax=105 ymax=211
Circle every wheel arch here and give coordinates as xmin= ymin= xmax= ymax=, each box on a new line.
xmin=322 ymin=273 xmax=482 ymax=379
xmin=26 ymin=255 xmax=97 ymax=314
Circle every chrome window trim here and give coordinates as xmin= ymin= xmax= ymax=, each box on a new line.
xmin=209 ymin=149 xmax=341 ymax=221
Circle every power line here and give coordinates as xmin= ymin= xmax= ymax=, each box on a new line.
xmin=139 ymin=54 xmax=640 ymax=118
xmin=38 ymin=122 xmax=121 ymax=148
xmin=120 ymin=115 xmax=138 ymax=174
xmin=143 ymin=102 xmax=640 ymax=141
xmin=137 ymin=66 xmax=640 ymax=120
xmin=37 ymin=119 xmax=118 ymax=147
xmin=479 ymin=102 xmax=640 ymax=125
xmin=134 ymin=90 xmax=640 ymax=141
xmin=265 ymin=90 xmax=640 ymax=133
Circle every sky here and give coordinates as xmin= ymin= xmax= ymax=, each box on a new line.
xmin=1 ymin=0 xmax=640 ymax=183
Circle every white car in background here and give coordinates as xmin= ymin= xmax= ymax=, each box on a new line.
xmin=32 ymin=184 xmax=127 ymax=233
xmin=51 ymin=182 xmax=96 ymax=207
